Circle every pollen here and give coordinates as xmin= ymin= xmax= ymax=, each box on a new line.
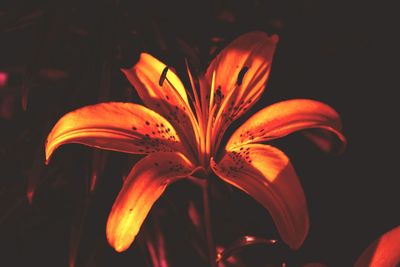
xmin=159 ymin=66 xmax=169 ymax=86
xmin=237 ymin=66 xmax=249 ymax=86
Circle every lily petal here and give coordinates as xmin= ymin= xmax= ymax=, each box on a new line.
xmin=227 ymin=99 xmax=346 ymax=153
xmin=211 ymin=144 xmax=309 ymax=250
xmin=122 ymin=53 xmax=200 ymax=159
xmin=45 ymin=102 xmax=184 ymax=163
xmin=205 ymin=31 xmax=278 ymax=151
xmin=355 ymin=226 xmax=400 ymax=267
xmin=106 ymin=152 xmax=195 ymax=252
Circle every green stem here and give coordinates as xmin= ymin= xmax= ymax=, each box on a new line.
xmin=201 ymin=179 xmax=217 ymax=267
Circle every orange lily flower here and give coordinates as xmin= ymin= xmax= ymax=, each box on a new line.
xmin=45 ymin=32 xmax=346 ymax=253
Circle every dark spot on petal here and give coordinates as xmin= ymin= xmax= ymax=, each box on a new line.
xmin=215 ymin=86 xmax=223 ymax=104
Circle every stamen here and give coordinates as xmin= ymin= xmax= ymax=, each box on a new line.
xmin=185 ymin=59 xmax=206 ymax=166
xmin=185 ymin=59 xmax=203 ymax=120
xmin=159 ymin=66 xmax=169 ymax=86
xmin=185 ymin=60 xmax=201 ymax=107
xmin=206 ymin=105 xmax=217 ymax=161
xmin=210 ymin=84 xmax=239 ymax=153
xmin=204 ymin=71 xmax=217 ymax=163
xmin=236 ymin=66 xmax=249 ymax=86
xmin=209 ymin=70 xmax=216 ymax=112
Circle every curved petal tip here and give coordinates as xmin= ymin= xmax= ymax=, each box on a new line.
xmin=211 ymin=144 xmax=309 ymax=250
xmin=106 ymin=152 xmax=195 ymax=252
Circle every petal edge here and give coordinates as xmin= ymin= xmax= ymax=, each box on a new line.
xmin=227 ymin=99 xmax=346 ymax=153
xmin=45 ymin=102 xmax=184 ymax=163
xmin=211 ymin=144 xmax=309 ymax=250
xmin=106 ymin=152 xmax=196 ymax=252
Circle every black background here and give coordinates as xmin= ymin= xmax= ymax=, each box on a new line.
xmin=0 ymin=0 xmax=398 ymax=266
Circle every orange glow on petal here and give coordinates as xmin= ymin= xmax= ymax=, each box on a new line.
xmin=355 ymin=226 xmax=400 ymax=267
xmin=122 ymin=53 xmax=200 ymax=159
xmin=211 ymin=144 xmax=309 ymax=250
xmin=227 ymin=99 xmax=346 ymax=153
xmin=206 ymin=32 xmax=278 ymax=105
xmin=106 ymin=152 xmax=195 ymax=252
xmin=205 ymin=32 xmax=278 ymax=152
xmin=126 ymin=53 xmax=188 ymax=103
xmin=45 ymin=102 xmax=184 ymax=163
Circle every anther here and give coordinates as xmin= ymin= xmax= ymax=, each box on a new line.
xmin=159 ymin=66 xmax=169 ymax=86
xmin=237 ymin=66 xmax=249 ymax=86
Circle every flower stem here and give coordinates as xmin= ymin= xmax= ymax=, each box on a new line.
xmin=201 ymin=179 xmax=217 ymax=267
